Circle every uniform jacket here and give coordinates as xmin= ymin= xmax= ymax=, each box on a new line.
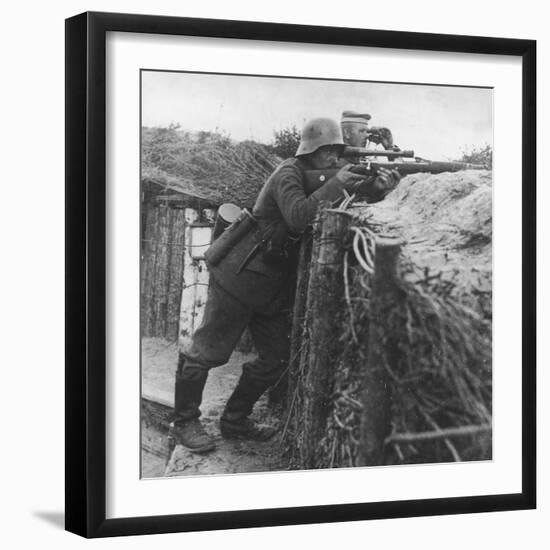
xmin=207 ymin=157 xmax=346 ymax=311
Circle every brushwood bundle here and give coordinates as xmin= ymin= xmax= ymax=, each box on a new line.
xmin=142 ymin=126 xmax=280 ymax=207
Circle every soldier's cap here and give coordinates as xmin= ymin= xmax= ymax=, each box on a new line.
xmin=341 ymin=111 xmax=371 ymax=125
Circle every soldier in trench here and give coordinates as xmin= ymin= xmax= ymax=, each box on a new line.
xmin=169 ymin=117 xmax=400 ymax=453
xmin=341 ymin=110 xmax=373 ymax=148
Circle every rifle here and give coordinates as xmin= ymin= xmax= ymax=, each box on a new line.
xmin=304 ymin=156 xmax=487 ymax=196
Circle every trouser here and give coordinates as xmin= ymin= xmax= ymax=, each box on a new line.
xmin=174 ymin=277 xmax=290 ymax=423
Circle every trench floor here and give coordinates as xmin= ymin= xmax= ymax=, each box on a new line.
xmin=141 ymin=337 xmax=285 ymax=478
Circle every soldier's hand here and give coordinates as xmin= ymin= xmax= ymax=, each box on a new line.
xmin=372 ymin=168 xmax=401 ymax=194
xmin=368 ymin=126 xmax=394 ymax=150
xmin=335 ymin=164 xmax=366 ymax=192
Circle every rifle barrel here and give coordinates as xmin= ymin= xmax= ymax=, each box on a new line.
xmin=303 ymin=160 xmax=487 ymax=196
xmin=368 ymin=161 xmax=486 ymax=173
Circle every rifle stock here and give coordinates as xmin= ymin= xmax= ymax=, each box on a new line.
xmin=304 ymin=160 xmax=487 ymax=196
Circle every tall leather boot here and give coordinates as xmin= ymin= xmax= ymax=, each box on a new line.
xmin=220 ymin=366 xmax=277 ymax=441
xmin=168 ymin=357 xmax=215 ymax=453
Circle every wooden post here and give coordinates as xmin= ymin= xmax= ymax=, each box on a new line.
xmin=153 ymin=204 xmax=171 ymax=337
xmin=178 ymin=209 xmax=200 ymax=349
xmin=141 ymin=204 xmax=159 ymax=337
xmin=166 ymin=208 xmax=186 ymax=341
xmin=302 ymin=208 xmax=350 ymax=468
xmin=359 ymin=236 xmax=405 ymax=466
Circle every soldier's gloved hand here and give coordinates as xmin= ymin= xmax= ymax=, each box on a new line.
xmin=372 ymin=167 xmax=401 ymax=195
xmin=334 ymin=164 xmax=367 ymax=193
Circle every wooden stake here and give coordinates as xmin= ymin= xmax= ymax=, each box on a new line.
xmin=166 ymin=208 xmax=186 ymax=341
xmin=302 ymin=207 xmax=350 ymax=468
xmin=359 ymin=236 xmax=405 ymax=466
xmin=153 ymin=204 xmax=170 ymax=337
xmin=141 ymin=204 xmax=159 ymax=337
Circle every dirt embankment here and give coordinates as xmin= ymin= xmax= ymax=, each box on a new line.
xmin=350 ymin=169 xmax=493 ymax=464
xmin=354 ymin=170 xmax=492 ymax=317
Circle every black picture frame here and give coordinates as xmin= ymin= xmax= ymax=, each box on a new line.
xmin=65 ymin=11 xmax=536 ymax=538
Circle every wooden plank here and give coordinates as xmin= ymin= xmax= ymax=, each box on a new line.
xmin=179 ymin=209 xmax=200 ymax=349
xmin=166 ymin=208 xmax=186 ymax=341
xmin=141 ymin=204 xmax=159 ymax=336
xmin=193 ymin=258 xmax=210 ymax=334
xmin=153 ymin=205 xmax=171 ymax=336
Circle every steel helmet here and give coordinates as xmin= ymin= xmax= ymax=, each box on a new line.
xmin=295 ymin=118 xmax=345 ymax=156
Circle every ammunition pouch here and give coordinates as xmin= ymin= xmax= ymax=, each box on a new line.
xmin=206 ymin=215 xmax=291 ymax=310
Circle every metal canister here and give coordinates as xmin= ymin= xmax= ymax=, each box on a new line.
xmin=212 ymin=203 xmax=242 ymax=240
xmin=205 ymin=207 xmax=257 ymax=267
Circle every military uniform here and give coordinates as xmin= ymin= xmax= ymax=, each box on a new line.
xmin=174 ymin=156 xmax=348 ymax=435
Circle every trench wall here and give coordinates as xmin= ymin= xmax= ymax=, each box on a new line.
xmin=282 ymin=171 xmax=493 ymax=469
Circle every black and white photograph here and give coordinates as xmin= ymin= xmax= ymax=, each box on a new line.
xmin=0 ymin=0 xmax=543 ymax=544
xmin=140 ymin=70 xmax=493 ymax=479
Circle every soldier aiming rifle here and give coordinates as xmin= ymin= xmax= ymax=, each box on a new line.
xmin=169 ymin=117 xmax=400 ymax=453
